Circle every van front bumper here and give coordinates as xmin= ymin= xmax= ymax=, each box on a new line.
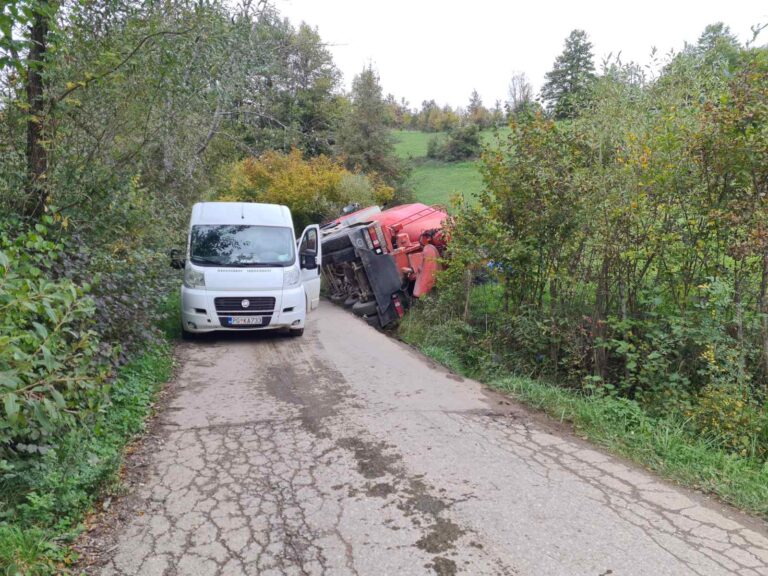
xmin=180 ymin=285 xmax=306 ymax=333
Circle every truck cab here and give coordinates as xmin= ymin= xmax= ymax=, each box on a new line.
xmin=173 ymin=202 xmax=321 ymax=338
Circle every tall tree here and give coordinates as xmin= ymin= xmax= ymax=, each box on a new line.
xmin=507 ymin=71 xmax=534 ymax=116
xmin=339 ymin=65 xmax=402 ymax=187
xmin=540 ymin=29 xmax=595 ymax=119
xmin=467 ymin=89 xmax=490 ymax=128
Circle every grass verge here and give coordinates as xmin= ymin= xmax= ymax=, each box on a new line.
xmin=0 ymin=298 xmax=178 ymax=575
xmin=400 ymin=312 xmax=768 ymax=519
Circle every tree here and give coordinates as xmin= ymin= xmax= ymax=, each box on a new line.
xmin=507 ymin=72 xmax=534 ymax=116
xmin=692 ymin=22 xmax=741 ymax=72
xmin=540 ymin=29 xmax=595 ymax=119
xmin=339 ymin=65 xmax=403 ymax=189
xmin=467 ymin=89 xmax=490 ymax=128
xmin=250 ymin=19 xmax=343 ymax=157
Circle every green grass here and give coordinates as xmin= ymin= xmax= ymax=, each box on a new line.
xmin=0 ymin=298 xmax=178 ymax=575
xmin=409 ymin=160 xmax=483 ymax=206
xmin=399 ymin=306 xmax=768 ymax=519
xmin=393 ymin=128 xmax=510 ymax=160
xmin=393 ymin=129 xmax=509 ymax=207
xmin=393 ymin=130 xmax=444 ymax=159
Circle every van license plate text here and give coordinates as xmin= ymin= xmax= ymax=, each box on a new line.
xmin=230 ymin=316 xmax=263 ymax=326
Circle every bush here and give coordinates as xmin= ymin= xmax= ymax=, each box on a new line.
xmin=220 ymin=149 xmax=394 ymax=229
xmin=689 ymin=384 xmax=766 ymax=458
xmin=426 ymin=124 xmax=482 ymax=162
xmin=0 ymin=219 xmax=109 ymax=468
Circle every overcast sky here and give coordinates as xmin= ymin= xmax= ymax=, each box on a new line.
xmin=275 ymin=0 xmax=767 ymax=109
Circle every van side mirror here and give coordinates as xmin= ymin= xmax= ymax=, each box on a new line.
xmin=170 ymin=248 xmax=185 ymax=270
xmin=300 ymin=250 xmax=317 ymax=270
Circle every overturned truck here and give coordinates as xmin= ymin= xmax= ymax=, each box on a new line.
xmin=320 ymin=203 xmax=449 ymax=328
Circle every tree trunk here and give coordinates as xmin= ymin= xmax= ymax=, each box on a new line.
xmin=463 ymin=269 xmax=473 ymax=322
xmin=25 ymin=8 xmax=50 ymax=219
xmin=593 ymin=257 xmax=610 ymax=381
xmin=759 ymin=252 xmax=768 ymax=390
xmin=549 ymin=270 xmax=559 ymax=372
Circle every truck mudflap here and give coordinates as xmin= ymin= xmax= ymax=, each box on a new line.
xmin=358 ymin=249 xmax=403 ymax=325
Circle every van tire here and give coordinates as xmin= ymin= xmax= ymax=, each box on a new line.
xmin=289 ymin=327 xmax=304 ymax=338
xmin=181 ymin=325 xmax=197 ymax=341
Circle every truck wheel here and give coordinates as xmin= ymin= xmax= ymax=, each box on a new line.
xmin=352 ymin=300 xmax=377 ymax=317
xmin=343 ymin=296 xmax=358 ymax=308
xmin=289 ymin=327 xmax=305 ymax=338
xmin=364 ymin=314 xmax=380 ymax=328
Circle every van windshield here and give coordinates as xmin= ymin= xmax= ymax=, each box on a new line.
xmin=190 ymin=225 xmax=295 ymax=267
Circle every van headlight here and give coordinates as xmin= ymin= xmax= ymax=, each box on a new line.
xmin=183 ymin=264 xmax=206 ymax=289
xmin=283 ymin=265 xmax=300 ymax=288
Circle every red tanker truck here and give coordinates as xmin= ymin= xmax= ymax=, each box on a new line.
xmin=320 ymin=203 xmax=450 ymax=327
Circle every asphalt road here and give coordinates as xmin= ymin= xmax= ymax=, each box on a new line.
xmin=83 ymin=304 xmax=768 ymax=576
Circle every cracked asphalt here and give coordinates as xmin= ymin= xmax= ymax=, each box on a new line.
xmin=82 ymin=304 xmax=768 ymax=576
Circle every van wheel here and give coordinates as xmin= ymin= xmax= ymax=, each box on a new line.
xmin=181 ymin=325 xmax=198 ymax=341
xmin=289 ymin=327 xmax=304 ymax=338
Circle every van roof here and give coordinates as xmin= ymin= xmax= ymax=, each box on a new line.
xmin=191 ymin=202 xmax=293 ymax=227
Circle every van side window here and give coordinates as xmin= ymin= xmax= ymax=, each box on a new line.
xmin=301 ymin=229 xmax=317 ymax=253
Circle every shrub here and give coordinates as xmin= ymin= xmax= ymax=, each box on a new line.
xmin=0 ymin=219 xmax=109 ymax=468
xmin=220 ymin=149 xmax=394 ymax=229
xmin=426 ymin=124 xmax=482 ymax=162
xmin=689 ymin=384 xmax=766 ymax=458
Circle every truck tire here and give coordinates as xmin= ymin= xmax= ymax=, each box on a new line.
xmin=352 ymin=300 xmax=377 ymax=317
xmin=364 ymin=314 xmax=380 ymax=328
xmin=343 ymin=296 xmax=358 ymax=308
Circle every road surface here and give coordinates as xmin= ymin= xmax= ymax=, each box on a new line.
xmin=81 ymin=304 xmax=768 ymax=576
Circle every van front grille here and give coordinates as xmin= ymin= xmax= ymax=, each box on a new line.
xmin=214 ymin=296 xmax=276 ymax=327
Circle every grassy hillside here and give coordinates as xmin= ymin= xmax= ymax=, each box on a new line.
xmin=409 ymin=160 xmax=482 ymax=206
xmin=393 ymin=129 xmax=508 ymax=206
xmin=393 ymin=130 xmax=444 ymax=159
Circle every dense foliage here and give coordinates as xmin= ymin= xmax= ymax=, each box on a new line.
xmin=218 ymin=149 xmax=394 ymax=229
xmin=427 ymin=124 xmax=482 ymax=162
xmin=339 ymin=66 xmax=411 ymax=203
xmin=540 ymin=29 xmax=596 ymax=119
xmin=422 ymin=31 xmax=768 ymax=459
xmin=0 ymin=220 xmax=107 ymax=466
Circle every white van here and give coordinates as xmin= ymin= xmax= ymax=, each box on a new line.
xmin=171 ymin=202 xmax=321 ymax=338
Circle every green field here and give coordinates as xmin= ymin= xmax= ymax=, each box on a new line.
xmin=409 ymin=160 xmax=483 ymax=206
xmin=393 ymin=129 xmax=508 ymax=206
xmin=393 ymin=130 xmax=444 ymax=159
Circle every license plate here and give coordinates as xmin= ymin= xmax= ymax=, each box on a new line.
xmin=229 ymin=316 xmax=263 ymax=326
